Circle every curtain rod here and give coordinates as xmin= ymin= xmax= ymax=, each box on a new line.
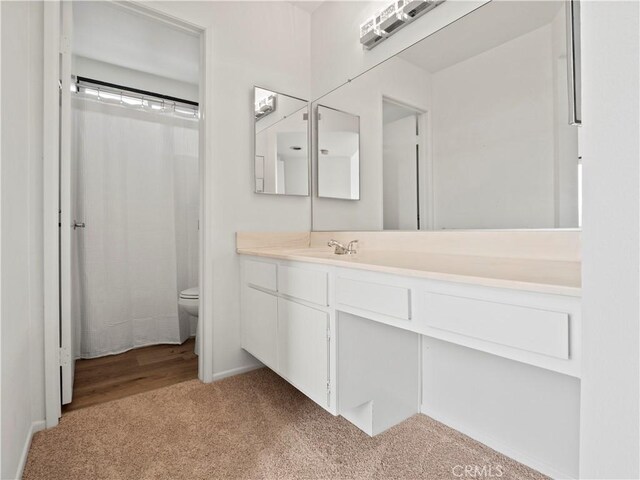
xmin=75 ymin=76 xmax=199 ymax=107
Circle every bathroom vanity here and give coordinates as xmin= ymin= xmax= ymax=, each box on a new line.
xmin=242 ymin=1 xmax=584 ymax=476
xmin=237 ymin=231 xmax=581 ymax=441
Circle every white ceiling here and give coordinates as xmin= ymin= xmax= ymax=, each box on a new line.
xmin=73 ymin=2 xmax=200 ymax=85
xmin=289 ymin=1 xmax=325 ymax=14
xmin=398 ymin=1 xmax=563 ymax=73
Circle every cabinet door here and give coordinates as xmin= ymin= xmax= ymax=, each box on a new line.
xmin=278 ymin=297 xmax=329 ymax=408
xmin=241 ymin=286 xmax=278 ymax=370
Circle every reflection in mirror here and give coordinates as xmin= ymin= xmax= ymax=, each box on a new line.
xmin=312 ymin=1 xmax=580 ymax=231
xmin=383 ymin=98 xmax=424 ymax=230
xmin=254 ymin=87 xmax=309 ymax=196
xmin=317 ymin=105 xmax=360 ymax=200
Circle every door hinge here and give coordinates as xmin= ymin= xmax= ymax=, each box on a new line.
xmin=59 ymin=347 xmax=71 ymax=367
xmin=326 ymin=325 xmax=331 ymax=341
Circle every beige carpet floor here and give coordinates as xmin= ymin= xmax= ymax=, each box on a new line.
xmin=24 ymin=368 xmax=547 ymax=480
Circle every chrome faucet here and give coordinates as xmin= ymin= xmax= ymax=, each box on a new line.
xmin=328 ymin=239 xmax=358 ymax=255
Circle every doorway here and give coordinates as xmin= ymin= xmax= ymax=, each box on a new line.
xmin=382 ymin=98 xmax=430 ymax=230
xmin=44 ymin=1 xmax=211 ymax=423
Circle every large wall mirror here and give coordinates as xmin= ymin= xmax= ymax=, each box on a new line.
xmin=254 ymin=87 xmax=309 ymax=196
xmin=312 ymin=1 xmax=581 ymax=231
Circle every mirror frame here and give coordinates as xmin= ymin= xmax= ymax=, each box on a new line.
xmin=253 ymin=85 xmax=311 ymax=197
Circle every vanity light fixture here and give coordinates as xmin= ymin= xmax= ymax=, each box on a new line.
xmin=378 ymin=2 xmax=405 ymax=35
xmin=360 ymin=0 xmax=445 ymax=50
xmin=403 ymin=0 xmax=439 ymax=18
xmin=360 ymin=16 xmax=382 ymax=49
xmin=255 ymin=94 xmax=277 ymax=120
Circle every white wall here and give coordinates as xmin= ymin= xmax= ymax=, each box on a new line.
xmin=580 ymin=1 xmax=640 ymax=478
xmin=26 ymin=0 xmax=45 ymax=433
xmin=281 ymin=153 xmax=308 ymax=195
xmin=1 ymin=2 xmax=45 ymax=478
xmin=143 ymin=1 xmax=312 ymax=378
xmin=318 ymin=155 xmax=355 ymax=199
xmin=431 ymin=23 xmax=557 ymax=229
xmin=1 ymin=4 xmax=3 ymax=473
xmin=73 ymin=1 xmax=200 ymax=85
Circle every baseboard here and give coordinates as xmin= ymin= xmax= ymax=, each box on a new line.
xmin=420 ymin=406 xmax=576 ymax=480
xmin=15 ymin=420 xmax=46 ymax=480
xmin=212 ymin=363 xmax=263 ymax=382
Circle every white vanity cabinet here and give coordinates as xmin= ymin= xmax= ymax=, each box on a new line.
xmin=240 ymin=258 xmax=333 ymax=412
xmin=277 ymin=298 xmax=329 ymax=407
xmin=333 ymin=267 xmax=581 ymax=378
xmin=241 ymin=286 xmax=278 ymax=370
xmin=240 ymin=253 xmax=582 ymax=434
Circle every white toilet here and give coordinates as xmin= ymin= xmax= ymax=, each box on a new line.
xmin=179 ymin=287 xmax=199 ymax=354
xmin=179 ymin=287 xmax=199 ymax=316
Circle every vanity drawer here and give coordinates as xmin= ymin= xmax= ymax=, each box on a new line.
xmin=278 ymin=265 xmax=328 ymax=306
xmin=244 ymin=259 xmax=277 ymax=291
xmin=420 ymin=292 xmax=569 ymax=359
xmin=336 ymin=277 xmax=411 ymax=320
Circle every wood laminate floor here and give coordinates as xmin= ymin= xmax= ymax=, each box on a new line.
xmin=63 ymin=338 xmax=198 ymax=413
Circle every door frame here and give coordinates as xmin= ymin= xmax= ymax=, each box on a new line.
xmin=43 ymin=1 xmax=215 ymax=427
xmin=380 ymin=96 xmax=433 ymax=230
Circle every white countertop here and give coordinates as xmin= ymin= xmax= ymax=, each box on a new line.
xmin=236 ymin=246 xmax=581 ymax=297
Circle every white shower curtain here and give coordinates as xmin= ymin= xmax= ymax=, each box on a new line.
xmin=72 ymin=98 xmax=199 ymax=358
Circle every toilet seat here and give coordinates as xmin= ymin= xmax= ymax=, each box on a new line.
xmin=179 ymin=287 xmax=199 ymax=300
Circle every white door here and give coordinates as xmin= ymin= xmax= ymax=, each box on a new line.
xmin=383 ymin=114 xmax=420 ymax=230
xmin=60 ymin=1 xmax=77 ymax=405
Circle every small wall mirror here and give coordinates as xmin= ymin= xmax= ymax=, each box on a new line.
xmin=254 ymin=87 xmax=309 ymax=196
xmin=317 ymin=105 xmax=360 ymax=200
